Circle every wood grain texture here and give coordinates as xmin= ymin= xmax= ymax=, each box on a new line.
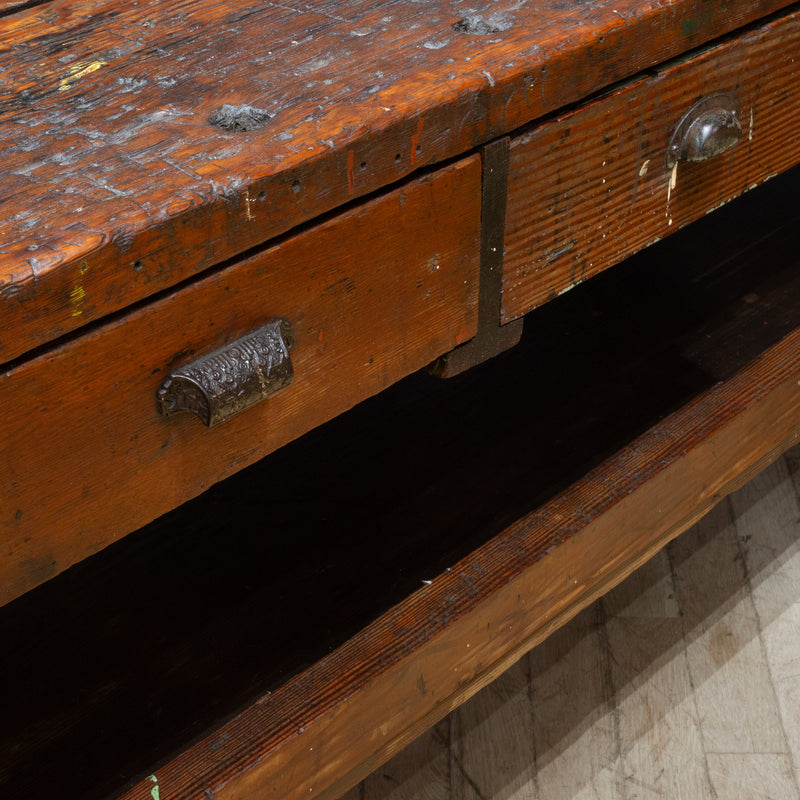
xmin=0 ymin=0 xmax=49 ymax=15
xmin=1 ymin=0 xmax=796 ymax=362
xmin=8 ymin=174 xmax=797 ymax=800
xmin=363 ymin=721 xmax=450 ymax=800
xmin=502 ymin=8 xmax=800 ymax=321
xmin=670 ymin=499 xmax=788 ymax=757
xmin=113 ymin=322 xmax=800 ymax=800
xmin=0 ymin=156 xmax=480 ymax=605
xmin=451 ymin=658 xmax=537 ymax=800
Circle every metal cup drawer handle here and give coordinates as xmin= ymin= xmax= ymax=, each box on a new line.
xmin=666 ymin=94 xmax=742 ymax=169
xmin=156 ymin=318 xmax=295 ymax=426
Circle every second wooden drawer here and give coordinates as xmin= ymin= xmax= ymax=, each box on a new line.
xmin=502 ymin=8 xmax=800 ymax=321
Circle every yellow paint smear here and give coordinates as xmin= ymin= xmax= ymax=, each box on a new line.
xmin=70 ymin=285 xmax=86 ymax=316
xmin=58 ymin=60 xmax=107 ymax=92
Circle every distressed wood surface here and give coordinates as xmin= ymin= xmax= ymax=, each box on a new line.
xmin=1 ymin=0 xmax=796 ymax=362
xmin=362 ymin=721 xmax=451 ymax=800
xmin=732 ymin=456 xmax=800 ymax=780
xmin=672 ymin=492 xmax=799 ymax=798
xmin=502 ymin=7 xmax=800 ymax=321
xmin=0 ymin=156 xmax=480 ymax=606
xmin=451 ymin=656 xmax=538 ymax=800
xmin=3 ymin=173 xmax=800 ymax=800
xmin=528 ymin=604 xmax=621 ymax=799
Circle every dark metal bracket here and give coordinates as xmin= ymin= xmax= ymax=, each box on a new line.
xmin=429 ymin=137 xmax=523 ymax=378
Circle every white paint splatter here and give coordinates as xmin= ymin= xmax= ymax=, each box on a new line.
xmin=666 ymin=162 xmax=678 ymax=218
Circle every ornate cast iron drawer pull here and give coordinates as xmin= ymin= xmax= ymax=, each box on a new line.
xmin=666 ymin=94 xmax=742 ymax=169
xmin=157 ymin=319 xmax=295 ymax=426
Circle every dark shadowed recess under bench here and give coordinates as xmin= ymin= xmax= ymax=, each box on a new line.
xmin=1 ymin=166 xmax=799 ymax=800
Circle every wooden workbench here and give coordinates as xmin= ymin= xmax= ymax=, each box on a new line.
xmin=2 ymin=0 xmax=800 ymax=797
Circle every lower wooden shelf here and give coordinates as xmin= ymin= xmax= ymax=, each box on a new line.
xmin=2 ymin=168 xmax=800 ymax=800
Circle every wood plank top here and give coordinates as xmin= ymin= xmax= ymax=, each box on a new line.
xmin=0 ymin=0 xmax=795 ymax=363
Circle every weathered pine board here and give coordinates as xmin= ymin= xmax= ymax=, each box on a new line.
xmin=0 ymin=167 xmax=800 ymax=800
xmin=451 ymin=657 xmax=537 ymax=800
xmin=671 ymin=500 xmax=787 ymax=756
xmin=362 ymin=721 xmax=450 ymax=800
xmin=670 ymin=498 xmax=799 ymax=798
xmin=0 ymin=0 xmax=796 ymax=362
xmin=603 ymin=551 xmax=713 ymax=799
xmin=528 ymin=604 xmax=621 ymax=800
xmin=732 ymin=459 xmax=800 ymax=782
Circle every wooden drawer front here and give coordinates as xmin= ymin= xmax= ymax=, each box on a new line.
xmin=0 ymin=156 xmax=481 ymax=606
xmin=502 ymin=9 xmax=800 ymax=322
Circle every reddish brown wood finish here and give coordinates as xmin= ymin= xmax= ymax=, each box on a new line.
xmin=1 ymin=0 xmax=796 ymax=362
xmin=502 ymin=9 xmax=800 ymax=321
xmin=114 ymin=321 xmax=800 ymax=800
xmin=0 ymin=156 xmax=480 ymax=606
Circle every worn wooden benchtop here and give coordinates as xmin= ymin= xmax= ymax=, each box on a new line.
xmin=4 ymin=2 xmax=800 ymax=797
xmin=1 ymin=0 xmax=796 ymax=364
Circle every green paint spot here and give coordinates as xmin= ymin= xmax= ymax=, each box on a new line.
xmin=681 ymin=17 xmax=699 ymax=36
xmin=149 ymin=775 xmax=160 ymax=800
xmin=15 ymin=509 xmax=22 ymax=520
